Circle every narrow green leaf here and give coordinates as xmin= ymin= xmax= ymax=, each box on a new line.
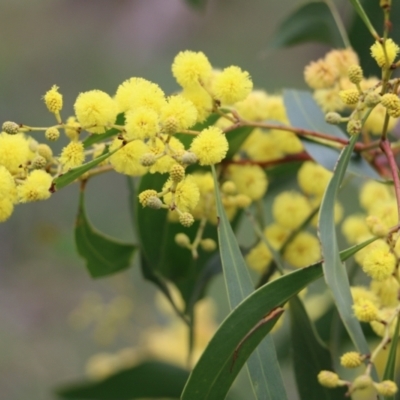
xmin=226 ymin=126 xmax=254 ymax=159
xmin=283 ymin=89 xmax=381 ymax=180
xmin=56 ymin=361 xmax=189 ymax=399
xmin=319 ymin=135 xmax=379 ymax=381
xmin=75 ymin=189 xmax=136 ymax=278
xmin=52 ymin=148 xmax=117 ymax=191
xmin=209 ymin=166 xmax=287 ymax=400
xmin=181 ymin=238 xmax=378 ymax=400
xmin=382 ymin=316 xmax=400 ymax=400
xmin=268 ymin=1 xmax=344 ymax=49
xmin=289 ymin=296 xmax=346 ymax=400
xmin=348 ymin=0 xmax=379 ymax=40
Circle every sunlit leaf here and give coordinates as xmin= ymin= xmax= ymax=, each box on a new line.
xmin=75 ymin=189 xmax=136 ymax=278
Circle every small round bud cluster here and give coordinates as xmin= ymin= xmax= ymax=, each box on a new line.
xmin=44 ymin=85 xmax=63 ymax=113
xmin=45 ymin=127 xmax=60 ymax=141
xmin=374 ymin=380 xmax=398 ymax=396
xmin=339 ymin=89 xmax=360 ymax=105
xmin=138 ymin=190 xmax=159 ymax=207
xmin=175 ymin=233 xmax=191 ymax=247
xmin=364 ymin=92 xmax=381 ymax=107
xmin=200 ymin=238 xmax=217 ymax=252
xmin=179 ymin=212 xmax=194 ymax=227
xmin=140 ymin=153 xmax=157 ymax=167
xmin=2 ymin=121 xmax=20 ymax=135
xmin=163 ymin=117 xmax=179 ymax=134
xmin=317 ymin=371 xmax=340 ymax=388
xmin=381 ymin=93 xmax=400 ymax=110
xmin=31 ymin=155 xmax=47 ymax=169
xmin=146 ymin=196 xmax=163 ymax=209
xmin=347 ymin=64 xmax=363 ymax=84
xmin=37 ymin=144 xmax=53 ymax=161
xmin=340 ymin=351 xmax=363 ymax=368
xmin=180 ymin=151 xmax=198 ymax=165
xmin=325 ymin=112 xmax=342 ymax=125
xmin=222 ymin=181 xmax=236 ymax=195
xmin=366 ymin=215 xmax=387 ymax=237
xmin=169 ymin=164 xmax=185 ymax=182
xmin=235 ymin=194 xmax=252 ymax=208
xmin=347 ymin=119 xmax=362 ymax=135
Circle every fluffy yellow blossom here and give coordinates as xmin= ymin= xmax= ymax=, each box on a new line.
xmin=163 ymin=175 xmax=200 ymax=212
xmin=74 ymin=90 xmax=118 ymax=134
xmin=340 ymin=351 xmax=363 ymax=368
xmin=297 ymin=161 xmax=332 ymax=196
xmin=360 ymin=181 xmax=392 ymax=211
xmin=160 ymin=95 xmax=197 ymax=133
xmin=353 ymin=298 xmax=378 ymax=322
xmin=272 ymin=191 xmax=312 ymax=230
xmin=226 ymin=164 xmax=267 ymax=201
xmin=59 ymin=141 xmax=85 ymax=171
xmin=362 ymin=242 xmax=396 ymax=281
xmin=364 ymin=103 xmax=397 ymax=135
xmin=313 ymin=88 xmax=346 ymax=113
xmin=317 ymin=371 xmax=340 ymax=388
xmin=371 ymin=38 xmax=400 ymax=68
xmin=270 ymin=129 xmax=303 ymax=155
xmin=283 ymin=232 xmax=321 ymax=268
xmin=234 ymin=90 xmax=271 ymax=121
xmin=64 ymin=116 xmax=81 ymax=141
xmin=148 ymin=136 xmax=185 ymax=174
xmin=172 ymin=51 xmax=212 ymax=88
xmin=241 ymin=129 xmax=283 ymax=162
xmin=0 ymin=133 xmax=32 ymax=174
xmin=264 ymin=224 xmax=291 ymax=250
xmin=245 ymin=242 xmax=272 ymax=273
xmin=109 ymin=138 xmax=148 ymax=176
xmin=370 ymin=277 xmax=399 ymax=307
xmin=190 ymin=126 xmax=228 ymax=165
xmin=325 ymin=48 xmax=359 ymax=76
xmin=351 ymin=286 xmax=379 ymax=305
xmin=18 ymin=170 xmax=52 ymax=203
xmin=43 ymin=85 xmax=63 ymax=113
xmin=212 ymin=66 xmax=253 ymax=104
xmin=115 ymin=77 xmax=166 ymax=113
xmin=368 ymin=199 xmax=397 ymax=230
xmin=374 ymin=380 xmax=398 ymax=396
xmin=341 ymin=215 xmax=370 ymax=244
xmin=124 ymin=107 xmax=159 ymax=140
xmin=182 ymin=86 xmax=212 ymax=123
xmin=0 ymin=198 xmax=14 ymax=222
xmin=0 ymin=166 xmax=17 ymax=203
xmin=304 ymin=59 xmax=338 ymax=89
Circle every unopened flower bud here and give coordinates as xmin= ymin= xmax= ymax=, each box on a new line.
xmin=37 ymin=144 xmax=53 ymax=161
xmin=340 ymin=351 xmax=363 ymax=368
xmin=325 ymin=112 xmax=342 ymax=125
xmin=163 ymin=117 xmax=178 ymax=134
xmin=147 ymin=196 xmax=163 ymax=209
xmin=339 ymin=89 xmax=360 ymax=105
xmin=222 ymin=180 xmax=236 ymax=194
xmin=200 ymin=238 xmax=217 ymax=252
xmin=388 ymin=107 xmax=400 ymax=118
xmin=29 ymin=139 xmax=39 ymax=153
xmin=235 ymin=194 xmax=252 ymax=208
xmin=140 ymin=152 xmax=157 ymax=167
xmin=317 ymin=371 xmax=340 ymax=388
xmin=347 ymin=65 xmax=363 ymax=84
xmin=351 ymin=375 xmax=373 ymax=392
xmin=181 ymin=151 xmax=198 ymax=165
xmin=138 ymin=190 xmax=158 ymax=207
xmin=179 ymin=212 xmax=194 ymax=227
xmin=374 ymin=380 xmax=398 ymax=396
xmin=31 ymin=155 xmax=47 ymax=169
xmin=45 ymin=127 xmax=60 ymax=141
xmin=175 ymin=233 xmax=190 ymax=247
xmin=170 ymin=164 xmax=185 ymax=182
xmin=347 ymin=119 xmax=362 ymax=135
xmin=365 ymin=92 xmax=381 ymax=107
xmin=2 ymin=121 xmax=20 ymax=135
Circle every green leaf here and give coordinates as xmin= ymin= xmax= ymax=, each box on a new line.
xmin=226 ymin=126 xmax=254 ymax=160
xmin=208 ymin=166 xmax=287 ymax=400
xmin=268 ymin=1 xmax=344 ymax=49
xmin=184 ymin=0 xmax=207 ymax=9
xmin=382 ymin=316 xmax=400 ymax=400
xmin=134 ymin=172 xmax=219 ymax=310
xmin=75 ymin=189 xmax=136 ymax=278
xmin=52 ymin=148 xmax=117 ymax=191
xmin=319 ymin=135 xmax=380 ymax=381
xmin=181 ymin=237 xmax=375 ymax=400
xmin=283 ymin=89 xmax=381 ymax=180
xmin=289 ymin=296 xmax=346 ymax=400
xmin=56 ymin=361 xmax=189 ymax=399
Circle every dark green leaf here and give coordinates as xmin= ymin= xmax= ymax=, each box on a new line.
xmin=283 ymin=89 xmax=381 ymax=180
xmin=56 ymin=361 xmax=189 ymax=399
xmin=210 ymin=166 xmax=287 ymax=400
xmin=75 ymin=189 xmax=136 ymax=278
xmin=383 ymin=316 xmax=400 ymax=400
xmin=289 ymin=296 xmax=346 ymax=400
xmin=226 ymin=126 xmax=253 ymax=160
xmin=181 ymin=234 xmax=376 ymax=400
xmin=184 ymin=0 xmax=207 ymax=9
xmin=349 ymin=0 xmax=400 ymax=77
xmin=268 ymin=1 xmax=344 ymax=49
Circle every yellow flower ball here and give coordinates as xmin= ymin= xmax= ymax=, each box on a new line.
xmin=114 ymin=77 xmax=166 ymax=114
xmin=212 ymin=66 xmax=253 ymax=104
xmin=182 ymin=86 xmax=213 ymax=123
xmin=270 ymin=129 xmax=303 ymax=155
xmin=172 ymin=50 xmax=212 ymax=88
xmin=74 ymin=90 xmax=118 ymax=134
xmin=148 ymin=136 xmax=185 ymax=174
xmin=263 ymin=223 xmax=290 ymax=250
xmin=163 ymin=175 xmax=200 ymax=212
xmin=0 ymin=198 xmax=14 ymax=222
xmin=374 ymin=380 xmax=398 ymax=396
xmin=43 ymin=85 xmax=63 ymax=113
xmin=304 ymin=59 xmax=338 ymax=89
xmin=241 ymin=129 xmax=283 ymax=162
xmin=362 ymin=243 xmax=396 ymax=281
xmin=283 ymin=232 xmax=321 ymax=268
xmin=64 ymin=116 xmax=81 ymax=141
xmin=0 ymin=166 xmax=17 ymax=203
xmin=325 ymin=48 xmax=359 ymax=76
xmin=313 ymin=88 xmax=346 ymax=113
xmin=226 ymin=164 xmax=268 ymax=201
xmin=190 ymin=126 xmax=228 ymax=165
xmin=0 ymin=133 xmax=32 ymax=174
xmin=234 ymin=90 xmax=271 ymax=121
xmin=353 ymin=298 xmax=379 ymax=322
xmin=364 ymin=103 xmax=397 ymax=135
xmin=245 ymin=242 xmax=272 ymax=273
xmin=59 ymin=141 xmax=85 ymax=171
xmin=359 ymin=181 xmax=392 ymax=212
xmin=317 ymin=371 xmax=340 ymax=388
xmin=340 ymin=351 xmax=363 ymax=368
xmin=124 ymin=107 xmax=159 ymax=140
xmin=370 ymin=277 xmax=399 ymax=307
xmin=368 ymin=199 xmax=397 ymax=230
xmin=371 ymin=38 xmax=400 ymax=68
xmin=160 ymin=95 xmax=198 ymax=133
xmin=109 ymin=138 xmax=149 ymax=176
xmin=341 ymin=214 xmax=369 ymax=244
xmin=18 ymin=170 xmax=52 ymax=202
xmin=297 ymin=161 xmax=332 ymax=196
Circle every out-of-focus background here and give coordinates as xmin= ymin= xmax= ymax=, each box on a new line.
xmin=0 ymin=1 xmax=351 ymax=399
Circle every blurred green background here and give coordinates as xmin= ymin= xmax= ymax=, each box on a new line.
xmin=0 ymin=0 xmax=353 ymax=398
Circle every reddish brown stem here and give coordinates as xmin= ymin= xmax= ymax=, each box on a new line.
xmin=223 ymin=152 xmax=312 ymax=168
